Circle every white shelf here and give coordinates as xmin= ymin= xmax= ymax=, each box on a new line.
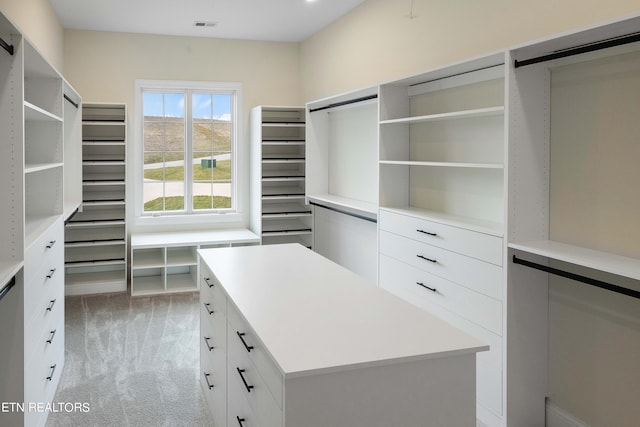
xmin=380 ymin=106 xmax=504 ymax=125
xmin=82 ymin=141 xmax=126 ymax=146
xmin=131 ymin=275 xmax=165 ymax=296
xmin=262 ymin=140 xmax=305 ymax=146
xmin=66 ymin=220 xmax=125 ymax=228
xmin=509 ymin=240 xmax=640 ymax=281
xmin=65 ymin=259 xmax=126 ymax=268
xmin=261 ymin=122 xmax=305 ymax=128
xmin=65 ymin=269 xmax=126 ymax=288
xmin=24 ymin=162 xmax=64 ymax=174
xmin=167 ymin=273 xmax=198 ymax=292
xmin=24 ymin=101 xmax=63 ymax=122
xmin=131 ymin=229 xmax=259 ymax=249
xmin=25 ymin=215 xmax=61 ymax=249
xmin=65 ymin=239 xmax=125 ymax=248
xmin=132 ymin=249 xmax=164 ymax=268
xmin=379 ymin=160 xmax=503 ymax=169
xmin=0 ymin=262 xmax=23 ymax=291
xmin=167 ymin=248 xmax=197 ymax=266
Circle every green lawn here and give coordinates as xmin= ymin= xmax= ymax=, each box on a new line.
xmin=144 ymin=159 xmax=231 ymax=181
xmin=144 ymin=195 xmax=231 ymax=211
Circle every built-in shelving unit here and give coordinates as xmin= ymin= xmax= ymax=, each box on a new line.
xmin=250 ymin=106 xmax=313 ymax=247
xmin=305 ymin=88 xmax=379 ymax=283
xmin=130 ymin=229 xmax=259 ymax=296
xmin=377 ymin=53 xmax=507 ymax=427
xmin=0 ymin=11 xmax=80 ymax=427
xmin=64 ymin=103 xmax=127 ymax=295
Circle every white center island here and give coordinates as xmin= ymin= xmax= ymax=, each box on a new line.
xmin=199 ymin=243 xmax=487 ymax=427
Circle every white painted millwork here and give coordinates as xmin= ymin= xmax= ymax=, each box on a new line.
xmin=199 ymin=244 xmax=486 ymax=426
xmin=0 ymin=11 xmax=78 ymax=427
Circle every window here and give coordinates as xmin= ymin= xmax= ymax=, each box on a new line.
xmin=135 ymin=80 xmax=242 ymax=223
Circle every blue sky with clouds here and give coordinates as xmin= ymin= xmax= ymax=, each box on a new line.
xmin=143 ymin=91 xmax=231 ymax=120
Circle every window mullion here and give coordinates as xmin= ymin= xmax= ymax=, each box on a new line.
xmin=185 ymin=90 xmax=193 ymax=214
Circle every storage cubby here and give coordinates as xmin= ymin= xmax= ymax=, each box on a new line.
xmin=64 ymin=103 xmax=127 ymax=295
xmin=24 ymin=166 xmax=63 ymax=246
xmin=130 ymin=229 xmax=259 ymax=296
xmin=250 ymin=106 xmax=313 ymax=248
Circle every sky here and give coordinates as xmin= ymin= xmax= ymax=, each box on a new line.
xmin=143 ymin=91 xmax=231 ymax=121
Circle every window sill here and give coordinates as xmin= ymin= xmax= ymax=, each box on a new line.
xmin=135 ymin=212 xmax=243 ymax=228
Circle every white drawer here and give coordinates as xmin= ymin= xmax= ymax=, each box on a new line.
xmin=380 ymin=254 xmax=502 ymax=335
xmin=379 ymin=209 xmax=503 ymax=266
xmin=24 ymin=294 xmax=65 ymax=368
xmin=228 ymin=368 xmax=261 ymax=427
xmin=381 ymin=273 xmax=503 ymax=416
xmin=228 ymin=326 xmax=282 ymax=427
xmin=25 ymin=271 xmax=64 ymax=330
xmin=227 ymin=303 xmax=283 ymax=408
xmin=200 ymin=353 xmax=226 ymax=427
xmin=24 ymin=253 xmax=63 ymax=322
xmin=380 ymin=230 xmax=502 ymax=300
xmin=200 ymin=293 xmax=227 ymax=351
xmin=24 ymin=325 xmax=64 ymax=407
xmin=24 ymin=219 xmax=64 ymax=285
xmin=200 ymin=270 xmax=227 ymax=317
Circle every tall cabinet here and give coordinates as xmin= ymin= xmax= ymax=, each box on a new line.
xmin=250 ymin=106 xmax=312 ymax=248
xmin=64 ymin=103 xmax=127 ymax=295
xmin=376 ymin=53 xmax=507 ymax=427
xmin=0 ymin=11 xmax=81 ymax=427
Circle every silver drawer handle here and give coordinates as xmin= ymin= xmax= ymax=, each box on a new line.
xmin=204 ymin=372 xmax=214 ymax=390
xmin=46 ymin=268 xmax=56 ymax=279
xmin=46 ymin=240 xmax=56 ymax=249
xmin=417 ymin=282 xmax=437 ymax=293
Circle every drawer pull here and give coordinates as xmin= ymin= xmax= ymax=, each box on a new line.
xmin=46 ymin=299 xmax=56 ymax=312
xmin=46 ymin=364 xmax=57 ymax=381
xmin=237 ymin=367 xmax=254 ymax=393
xmin=236 ymin=331 xmax=254 ymax=352
xmin=203 ymin=336 xmax=214 ymax=351
xmin=204 ymin=372 xmax=214 ymax=390
xmin=46 ymin=329 xmax=57 ymax=344
xmin=46 ymin=268 xmax=56 ymax=279
xmin=204 ymin=277 xmax=214 ymax=288
xmin=46 ymin=240 xmax=56 ymax=249
xmin=417 ymin=229 xmax=437 ymax=237
xmin=417 ymin=255 xmax=437 ymax=263
xmin=204 ymin=303 xmax=214 ymax=316
xmin=417 ymin=282 xmax=437 ymax=293
xmin=237 ymin=416 xmax=246 ymax=426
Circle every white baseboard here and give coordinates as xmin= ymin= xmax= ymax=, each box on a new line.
xmin=546 ymin=400 xmax=590 ymax=427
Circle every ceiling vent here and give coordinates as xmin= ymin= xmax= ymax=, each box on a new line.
xmin=194 ymin=21 xmax=217 ymax=28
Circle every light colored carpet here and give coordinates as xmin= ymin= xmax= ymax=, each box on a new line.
xmin=46 ymin=292 xmax=211 ymax=427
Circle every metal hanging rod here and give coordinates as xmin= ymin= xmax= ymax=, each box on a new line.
xmin=64 ymin=94 xmax=79 ymax=109
xmin=309 ymin=94 xmax=378 ymax=113
xmin=0 ymin=36 xmax=14 ymax=56
xmin=512 ymin=255 xmax=640 ymax=300
xmin=0 ymin=275 xmax=17 ymax=302
xmin=309 ymin=201 xmax=377 ymax=223
xmin=514 ymin=31 xmax=640 ymax=68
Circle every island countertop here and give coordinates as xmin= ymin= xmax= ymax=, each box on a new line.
xmin=199 ymin=243 xmax=487 ymax=379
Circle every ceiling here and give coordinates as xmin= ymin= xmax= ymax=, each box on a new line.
xmin=50 ymin=0 xmax=366 ymax=42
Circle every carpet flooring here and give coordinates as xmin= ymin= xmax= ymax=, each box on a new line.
xmin=46 ymin=292 xmax=211 ymax=427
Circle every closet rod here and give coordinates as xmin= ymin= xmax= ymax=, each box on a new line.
xmin=514 ymin=31 xmax=640 ymax=68
xmin=0 ymin=36 xmax=13 ymax=55
xmin=0 ymin=275 xmax=17 ymax=302
xmin=64 ymin=94 xmax=79 ymax=109
xmin=310 ymin=201 xmax=377 ymax=223
xmin=309 ymin=94 xmax=377 ymax=113
xmin=512 ymin=255 xmax=640 ymax=300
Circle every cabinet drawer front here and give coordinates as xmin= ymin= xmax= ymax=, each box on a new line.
xmin=380 ymin=254 xmax=502 ymax=335
xmin=228 ymin=370 xmax=261 ymax=427
xmin=379 ymin=210 xmax=503 ymax=266
xmin=24 ymin=293 xmax=65 ymax=368
xmin=200 ymin=353 xmax=226 ymax=427
xmin=24 ymin=253 xmax=64 ymax=321
xmin=380 ymin=273 xmax=503 ymax=416
xmin=25 ymin=272 xmax=64 ymax=331
xmin=228 ymin=330 xmax=283 ymax=427
xmin=200 ymin=297 xmax=227 ymax=352
xmin=380 ymin=230 xmax=502 ymax=300
xmin=200 ymin=267 xmax=227 ymax=316
xmin=24 ymin=326 xmax=64 ymax=406
xmin=24 ymin=219 xmax=64 ymax=284
xmin=228 ymin=303 xmax=284 ymax=408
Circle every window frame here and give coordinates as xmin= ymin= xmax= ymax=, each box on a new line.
xmin=134 ymin=79 xmax=243 ymax=226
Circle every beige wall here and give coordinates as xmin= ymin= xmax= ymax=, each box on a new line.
xmin=300 ymin=0 xmax=640 ymax=102
xmin=63 ymin=29 xmax=301 ymax=232
xmin=0 ymin=0 xmax=63 ymax=71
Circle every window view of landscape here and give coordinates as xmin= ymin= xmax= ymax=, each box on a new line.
xmin=142 ymin=91 xmax=233 ymax=214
